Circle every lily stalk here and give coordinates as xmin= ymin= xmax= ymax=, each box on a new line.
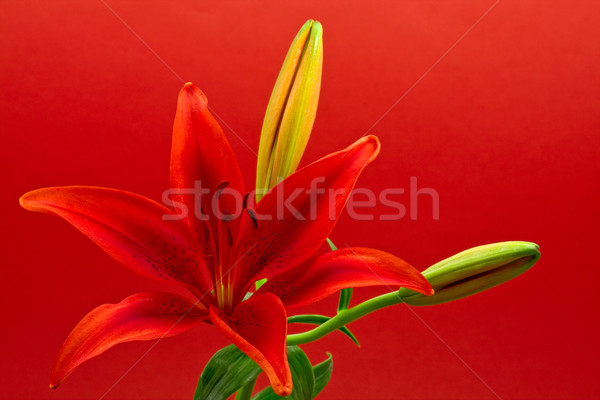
xmin=256 ymin=19 xmax=323 ymax=201
xmin=288 ymin=241 xmax=540 ymax=345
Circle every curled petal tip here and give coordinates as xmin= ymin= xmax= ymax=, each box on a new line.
xmin=346 ymin=135 xmax=381 ymax=166
xmin=182 ymin=82 xmax=196 ymax=93
xmin=410 ymin=279 xmax=433 ymax=297
xmin=180 ymin=82 xmax=208 ymax=104
xmin=364 ymin=134 xmax=380 ymax=143
xmin=274 ymin=382 xmax=293 ymax=396
xmin=362 ymin=135 xmax=381 ymax=163
xmin=19 ymin=188 xmax=51 ymax=212
xmin=49 ymin=376 xmax=63 ymax=389
xmin=18 ymin=193 xmax=29 ymax=209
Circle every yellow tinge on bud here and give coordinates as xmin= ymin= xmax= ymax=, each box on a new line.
xmin=397 ymin=241 xmax=540 ymax=306
xmin=256 ymin=20 xmax=323 ymax=201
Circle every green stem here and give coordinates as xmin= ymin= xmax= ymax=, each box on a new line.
xmin=287 ymin=290 xmax=405 ymax=345
xmin=234 ymin=377 xmax=257 ymax=400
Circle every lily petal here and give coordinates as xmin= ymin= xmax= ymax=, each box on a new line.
xmin=171 ymin=83 xmax=245 ymax=200
xmin=234 ymin=136 xmax=380 ymax=298
xmin=171 ymin=83 xmax=246 ymax=282
xmin=19 ymin=186 xmax=213 ymax=298
xmin=257 ymin=247 xmax=434 ymax=308
xmin=50 ymin=292 xmax=207 ymax=388
xmin=209 ymin=293 xmax=292 ymax=396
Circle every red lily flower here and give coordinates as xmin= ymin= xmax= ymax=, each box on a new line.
xmin=20 ymin=83 xmax=433 ymax=396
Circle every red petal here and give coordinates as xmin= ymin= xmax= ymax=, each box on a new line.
xmin=233 ymin=136 xmax=380 ymax=299
xmin=170 ymin=83 xmax=246 ymax=273
xmin=50 ymin=292 xmax=207 ymax=388
xmin=171 ymin=83 xmax=245 ymax=198
xmin=20 ymin=186 xmax=214 ymax=298
xmin=257 ymin=247 xmax=434 ymax=308
xmin=209 ymin=294 xmax=292 ymax=396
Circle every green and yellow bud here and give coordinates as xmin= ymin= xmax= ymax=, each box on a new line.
xmin=398 ymin=241 xmax=540 ymax=306
xmin=256 ymin=19 xmax=323 ymax=201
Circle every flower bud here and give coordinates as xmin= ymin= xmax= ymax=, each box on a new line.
xmin=398 ymin=241 xmax=540 ymax=306
xmin=256 ymin=19 xmax=323 ymax=201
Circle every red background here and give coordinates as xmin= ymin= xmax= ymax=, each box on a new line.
xmin=2 ymin=1 xmax=599 ymax=399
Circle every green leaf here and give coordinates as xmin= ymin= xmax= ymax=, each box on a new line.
xmin=194 ymin=345 xmax=262 ymax=400
xmin=326 ymin=238 xmax=338 ymax=251
xmin=288 ymin=314 xmax=360 ymax=346
xmin=235 ymin=378 xmax=257 ymax=400
xmin=312 ymin=353 xmax=333 ymax=398
xmin=337 ymin=288 xmax=353 ymax=311
xmin=252 ymin=346 xmax=315 ymax=400
xmin=252 ymin=350 xmax=334 ymax=399
xmin=255 ymin=277 xmax=267 ymax=290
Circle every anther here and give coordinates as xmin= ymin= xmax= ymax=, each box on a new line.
xmin=247 ymin=209 xmax=258 ymax=230
xmin=242 ymin=192 xmax=249 ymax=210
xmin=215 ymin=181 xmax=230 ymax=199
